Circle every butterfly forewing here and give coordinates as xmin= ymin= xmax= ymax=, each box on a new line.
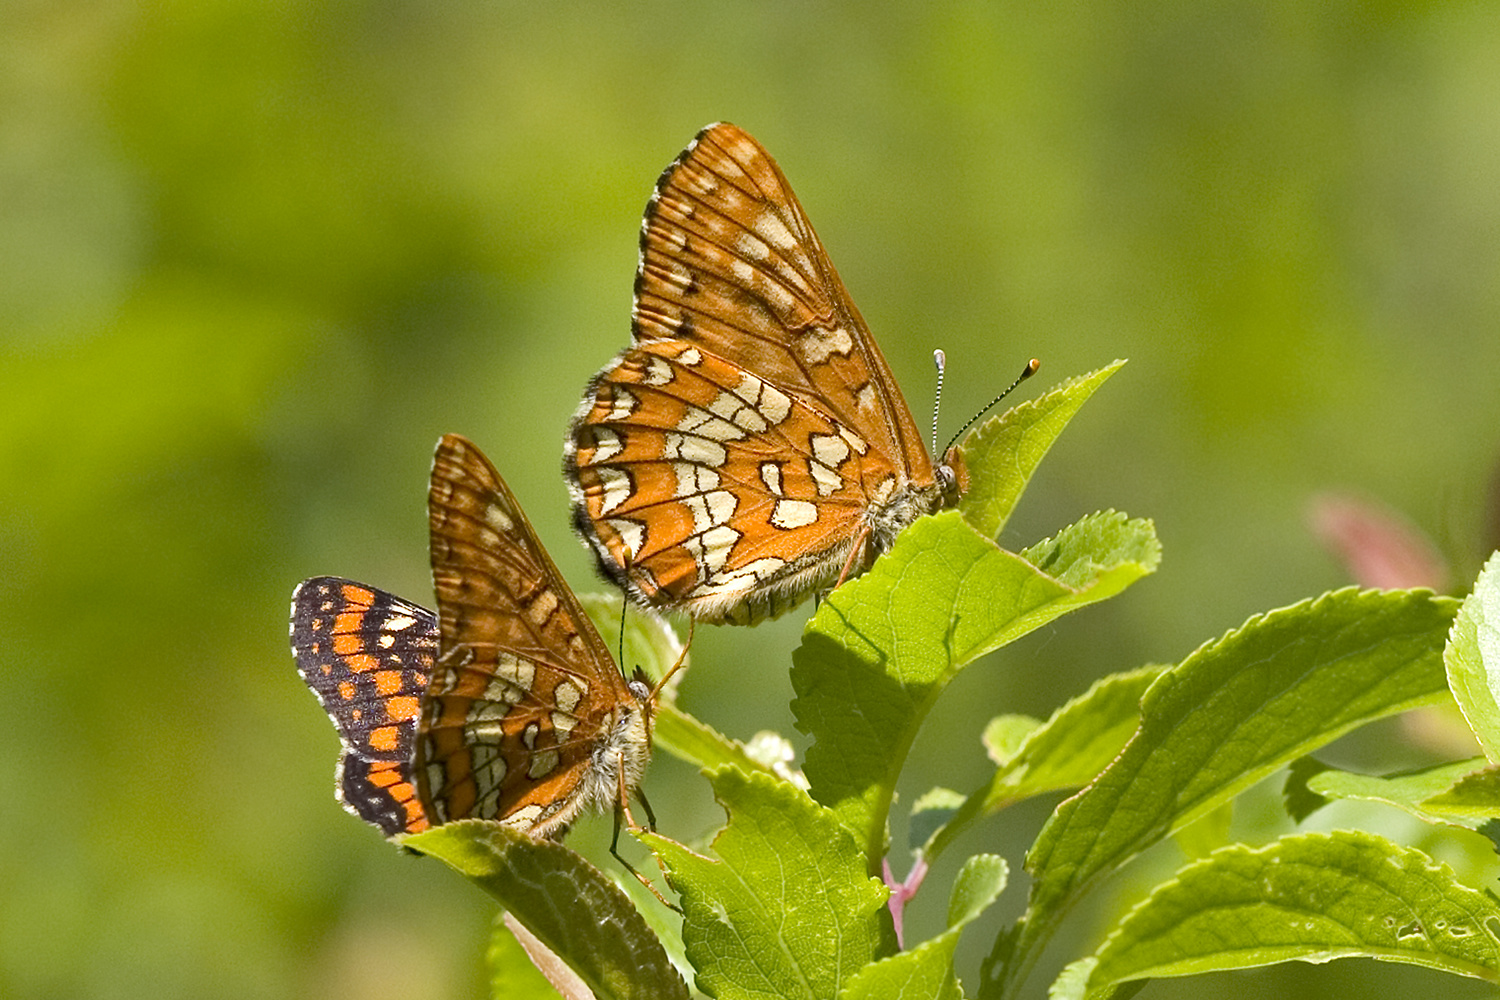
xmin=566 ymin=122 xmax=950 ymax=625
xmin=422 ymin=434 xmax=643 ymax=836
xmin=290 ymin=577 xmax=437 ymax=835
xmin=636 ymin=123 xmax=929 ymax=467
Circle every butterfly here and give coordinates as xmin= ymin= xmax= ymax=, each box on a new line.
xmin=565 ymin=122 xmax=966 ymax=626
xmin=291 ymin=433 xmax=655 ymax=841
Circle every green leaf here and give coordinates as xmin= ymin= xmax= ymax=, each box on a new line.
xmin=1047 ymin=960 xmax=1148 ymax=1000
xmin=838 ymin=855 xmax=1008 ymax=1000
xmin=1169 ymin=799 xmax=1232 ymax=861
xmin=959 ymin=361 xmax=1126 ymax=539
xmin=1447 ymin=551 xmax=1500 ymax=761
xmin=404 ymin=822 xmax=689 ymax=1000
xmin=1087 ymin=830 xmax=1500 ymax=987
xmin=920 ymin=665 xmax=1163 ymax=864
xmin=488 ymin=912 xmax=566 ymax=999
xmin=989 ymin=588 xmax=1458 ymax=998
xmin=1282 ymin=756 xmax=1334 ymax=823
xmin=653 ymin=702 xmax=782 ymax=780
xmin=1294 ymin=758 xmax=1495 ymax=830
xmin=793 ymin=510 xmax=1159 ymax=862
xmin=643 ymin=767 xmax=889 ymax=1000
xmin=1422 ymin=763 xmax=1500 ymax=823
xmin=982 ymin=715 xmax=1043 ymax=764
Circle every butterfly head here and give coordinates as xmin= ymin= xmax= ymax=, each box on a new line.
xmin=937 ymin=445 xmax=970 ymax=510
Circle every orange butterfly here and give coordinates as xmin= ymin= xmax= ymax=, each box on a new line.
xmin=292 ymin=435 xmax=655 ymax=840
xmin=566 ymin=123 xmax=968 ymax=625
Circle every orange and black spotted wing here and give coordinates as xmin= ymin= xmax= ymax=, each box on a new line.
xmin=290 ymin=577 xmax=438 ymax=836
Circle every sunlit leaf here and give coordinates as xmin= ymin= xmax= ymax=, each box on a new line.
xmin=1447 ymin=552 xmax=1500 ymax=761
xmin=644 ymin=767 xmax=889 ymax=1000
xmin=1087 ymin=831 xmax=1500 ymax=988
xmin=959 ymin=361 xmax=1125 ymax=539
xmin=793 ymin=509 xmax=1159 ymax=861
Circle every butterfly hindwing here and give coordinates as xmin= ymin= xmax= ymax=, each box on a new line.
xmin=290 ymin=576 xmax=437 ymax=835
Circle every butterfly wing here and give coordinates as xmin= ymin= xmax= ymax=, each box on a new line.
xmin=419 ymin=434 xmax=642 ymax=837
xmin=634 ymin=122 xmax=931 ymax=470
xmin=570 ymin=340 xmax=886 ymax=624
xmin=566 ymin=123 xmax=945 ymax=624
xmin=290 ymin=577 xmax=436 ymax=836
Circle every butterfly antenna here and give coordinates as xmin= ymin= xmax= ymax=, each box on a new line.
xmin=930 ymin=348 xmax=947 ymax=461
xmin=941 ymin=358 xmax=1040 ymax=457
xmin=616 ymin=585 xmax=629 ymax=674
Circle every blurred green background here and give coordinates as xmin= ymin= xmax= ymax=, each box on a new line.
xmin=4 ymin=3 xmax=1499 ymax=998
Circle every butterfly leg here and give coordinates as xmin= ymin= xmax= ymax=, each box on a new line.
xmin=834 ymin=524 xmax=873 ymax=589
xmin=610 ymin=788 xmax=680 ymax=911
xmin=635 ymin=786 xmax=658 ymax=832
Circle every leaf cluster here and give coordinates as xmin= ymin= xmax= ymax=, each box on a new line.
xmin=403 ymin=365 xmax=1500 ymax=998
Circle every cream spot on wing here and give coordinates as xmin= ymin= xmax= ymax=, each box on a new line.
xmin=525 ymin=588 xmax=558 ymax=627
xmin=686 ymin=490 xmax=737 ymax=531
xmin=603 ymin=387 xmax=638 ymax=421
xmin=554 ymin=680 xmax=582 ymax=714
xmin=855 ymin=383 xmax=877 ymax=412
xmin=475 ymin=747 xmax=504 ymax=781
xmin=504 ymin=803 xmax=543 ymax=829
xmin=662 ymin=260 xmax=695 ymax=291
xmin=754 ymin=210 xmax=797 ymax=252
xmin=606 ymin=518 xmax=644 ymax=560
xmin=761 ymin=279 xmax=795 ymax=318
xmin=550 ymin=712 xmax=576 ymax=740
xmin=736 ymin=231 xmax=770 ymax=262
xmin=643 ymin=354 xmax=674 ymax=386
xmin=664 ymin=430 xmax=729 ymax=466
xmin=870 ymin=476 xmax=896 ymax=504
xmin=732 ymin=258 xmax=755 ymax=285
xmin=674 ymin=405 xmax=746 ymax=443
xmin=799 ymin=326 xmax=855 ymax=364
xmin=771 ymin=499 xmax=819 ymax=530
xmin=425 ymin=762 xmax=448 ymax=819
xmin=839 ymin=426 xmax=869 ymax=456
xmin=708 ymin=387 xmax=769 ymax=434
xmin=687 ymin=524 xmax=740 ymax=575
xmin=527 ymin=749 xmax=560 ymax=779
xmin=522 ymin=722 xmax=539 ymax=749
xmin=494 ymin=654 xmax=535 ymax=695
xmin=677 ymin=347 xmax=702 ymax=366
xmin=738 ymin=371 xmax=791 ymax=425
xmin=675 ymin=461 xmax=721 ymax=496
xmin=812 ymin=433 xmax=851 ymax=468
xmin=385 ymin=614 xmax=417 ymax=631
xmin=589 ymin=427 xmax=624 ymax=463
xmin=597 ymin=467 xmax=632 ymax=515
xmin=697 ymin=556 xmax=786 ymax=595
xmin=810 ymin=460 xmax=844 ymax=496
xmin=759 ymin=462 xmax=783 ymax=496
xmin=484 ymin=502 xmax=515 ymax=534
